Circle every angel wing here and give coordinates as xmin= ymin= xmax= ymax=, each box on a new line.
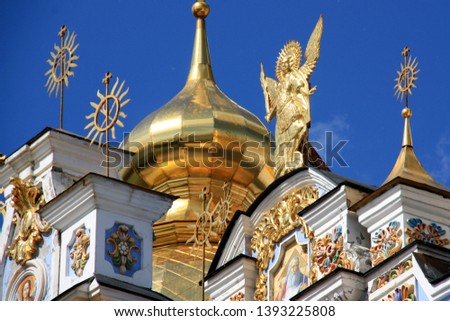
xmin=300 ymin=15 xmax=324 ymax=80
xmin=260 ymin=63 xmax=279 ymax=123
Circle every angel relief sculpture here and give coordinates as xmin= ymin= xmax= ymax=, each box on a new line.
xmin=261 ymin=16 xmax=323 ymax=178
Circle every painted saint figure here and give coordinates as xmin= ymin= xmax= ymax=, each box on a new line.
xmin=18 ymin=277 xmax=35 ymax=301
xmin=261 ymin=16 xmax=323 ymax=178
xmin=276 ymin=256 xmax=308 ymax=300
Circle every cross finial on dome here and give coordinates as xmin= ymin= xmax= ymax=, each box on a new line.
xmin=383 ymin=48 xmax=448 ymax=192
xmin=187 ymin=0 xmax=215 ymax=82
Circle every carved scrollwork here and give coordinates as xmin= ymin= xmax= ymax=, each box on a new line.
xmin=229 ymin=292 xmax=244 ymax=301
xmin=7 ymin=178 xmax=50 ymax=265
xmin=251 ymin=186 xmax=318 ymax=301
xmin=70 ymin=227 xmax=90 ymax=277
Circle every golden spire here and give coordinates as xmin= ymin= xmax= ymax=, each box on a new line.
xmin=384 ymin=48 xmax=448 ymax=191
xmin=187 ymin=0 xmax=214 ymax=82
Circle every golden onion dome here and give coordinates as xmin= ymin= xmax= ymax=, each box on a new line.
xmin=120 ymin=1 xmax=273 ymax=300
xmin=120 ymin=1 xmax=274 ymax=223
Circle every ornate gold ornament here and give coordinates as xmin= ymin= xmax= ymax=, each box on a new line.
xmin=0 ymin=187 xmax=6 ymax=218
xmin=186 ymin=188 xmax=218 ymax=251
xmin=229 ymin=291 xmax=244 ymax=301
xmin=384 ymin=48 xmax=445 ymax=190
xmin=45 ymin=25 xmax=79 ymax=128
xmin=7 ymin=178 xmax=51 ymax=265
xmin=70 ymin=228 xmax=90 ymax=277
xmin=251 ymin=186 xmax=319 ymax=301
xmin=106 ymin=224 xmax=139 ymax=275
xmin=85 ymin=72 xmax=130 ymax=176
xmin=261 ymin=16 xmax=323 ymax=178
xmin=0 ymin=152 xmax=5 ymax=165
xmin=213 ymin=182 xmax=232 ymax=235
xmin=186 ymin=182 xmax=233 ymax=251
xmin=186 ymin=182 xmax=232 ymax=301
xmin=394 ymin=47 xmax=419 ymax=103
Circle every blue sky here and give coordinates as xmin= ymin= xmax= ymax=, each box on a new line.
xmin=1 ymin=0 xmax=449 ymax=188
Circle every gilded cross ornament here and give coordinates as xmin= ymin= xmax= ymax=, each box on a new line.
xmin=212 ymin=182 xmax=232 ymax=235
xmin=394 ymin=47 xmax=419 ymax=105
xmin=186 ymin=187 xmax=217 ymax=251
xmin=251 ymin=186 xmax=319 ymax=301
xmin=70 ymin=227 xmax=90 ymax=277
xmin=85 ymin=72 xmax=130 ymax=176
xmin=260 ymin=16 xmax=323 ymax=178
xmin=186 ymin=182 xmax=232 ymax=300
xmin=7 ymin=178 xmax=51 ymax=265
xmin=45 ymin=25 xmax=79 ymax=129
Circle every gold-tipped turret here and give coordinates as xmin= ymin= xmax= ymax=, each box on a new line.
xmin=384 ymin=48 xmax=447 ymax=191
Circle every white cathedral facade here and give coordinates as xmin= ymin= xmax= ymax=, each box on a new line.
xmin=1 ymin=1 xmax=450 ymax=301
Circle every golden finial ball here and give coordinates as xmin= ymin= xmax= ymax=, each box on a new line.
xmin=402 ymin=107 xmax=412 ymax=118
xmin=192 ymin=1 xmax=210 ymax=19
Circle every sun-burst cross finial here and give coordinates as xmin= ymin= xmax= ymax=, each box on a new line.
xmin=85 ymin=72 xmax=130 ymax=177
xmin=45 ymin=25 xmax=79 ymax=129
xmin=394 ymin=46 xmax=419 ymax=109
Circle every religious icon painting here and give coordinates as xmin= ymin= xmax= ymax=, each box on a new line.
xmin=4 ymin=259 xmax=48 ymax=301
xmin=17 ymin=275 xmax=36 ymax=301
xmin=271 ymin=233 xmax=310 ymax=301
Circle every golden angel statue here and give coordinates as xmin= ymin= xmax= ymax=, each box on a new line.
xmin=261 ymin=16 xmax=323 ymax=178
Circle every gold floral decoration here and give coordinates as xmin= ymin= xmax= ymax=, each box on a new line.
xmin=312 ymin=225 xmax=353 ymax=278
xmin=251 ymin=186 xmax=319 ymax=301
xmin=7 ymin=178 xmax=51 ymax=265
xmin=370 ymin=221 xmax=402 ymax=266
xmin=70 ymin=227 xmax=90 ymax=277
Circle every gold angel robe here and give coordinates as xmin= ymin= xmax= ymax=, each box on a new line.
xmin=261 ymin=16 xmax=323 ymax=178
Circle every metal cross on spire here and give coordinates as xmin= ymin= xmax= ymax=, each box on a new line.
xmin=45 ymin=25 xmax=79 ymax=129
xmin=394 ymin=46 xmax=419 ymax=108
xmin=85 ymin=72 xmax=130 ymax=177
xmin=186 ymin=182 xmax=232 ymax=300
